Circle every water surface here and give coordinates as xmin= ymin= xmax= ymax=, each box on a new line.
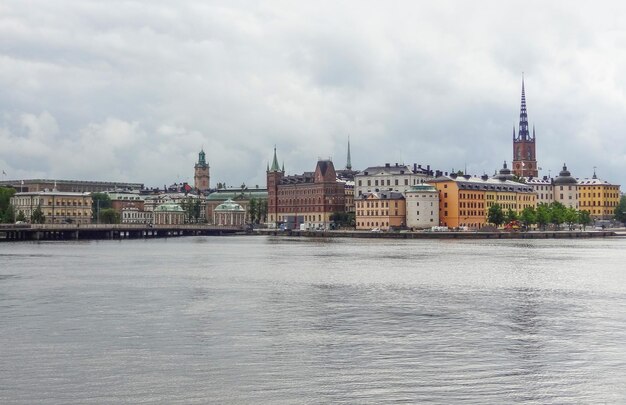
xmin=1 ymin=236 xmax=625 ymax=404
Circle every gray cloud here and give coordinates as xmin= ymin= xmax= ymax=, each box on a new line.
xmin=1 ymin=1 xmax=626 ymax=188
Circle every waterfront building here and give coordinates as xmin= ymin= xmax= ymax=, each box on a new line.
xmin=354 ymin=163 xmax=433 ymax=197
xmin=153 ymin=203 xmax=185 ymax=225
xmin=405 ymin=184 xmax=439 ymax=229
xmin=489 ymin=162 xmax=536 ymax=214
xmin=266 ymin=148 xmax=345 ymax=229
xmin=0 ymin=179 xmax=143 ymax=193
xmin=431 ymin=173 xmax=536 ymax=229
xmin=205 ymin=187 xmax=268 ymax=224
xmin=577 ymin=171 xmax=621 ymax=219
xmin=121 ymin=207 xmax=153 ymax=224
xmin=144 ymin=193 xmax=207 ymax=223
xmin=355 ymin=191 xmax=406 ymax=230
xmin=194 ymin=149 xmax=210 ymax=193
xmin=10 ymin=189 xmax=92 ymax=224
xmin=213 ymin=199 xmax=246 ymax=226
xmin=106 ymin=191 xmax=145 ymax=214
xmin=553 ymin=164 xmax=579 ymax=209
xmin=512 ymin=77 xmax=539 ymax=178
xmin=525 ymin=177 xmax=554 ymax=205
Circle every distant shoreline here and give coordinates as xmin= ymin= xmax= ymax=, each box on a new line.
xmin=258 ymin=229 xmax=622 ymax=240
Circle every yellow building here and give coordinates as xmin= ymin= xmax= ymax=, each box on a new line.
xmin=10 ymin=190 xmax=92 ymax=224
xmin=578 ymin=173 xmax=621 ymax=219
xmin=355 ymin=192 xmax=406 ymax=230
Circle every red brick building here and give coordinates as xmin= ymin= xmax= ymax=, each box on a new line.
xmin=267 ymin=148 xmax=345 ymax=229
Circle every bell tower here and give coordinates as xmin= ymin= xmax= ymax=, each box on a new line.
xmin=194 ymin=149 xmax=210 ymax=192
xmin=512 ymin=76 xmax=538 ymax=178
xmin=266 ymin=147 xmax=284 ymax=225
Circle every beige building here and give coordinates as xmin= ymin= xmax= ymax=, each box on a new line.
xmin=213 ymin=199 xmax=246 ymax=226
xmin=153 ymin=203 xmax=185 ymax=225
xmin=355 ymin=191 xmax=406 ymax=231
xmin=405 ymin=184 xmax=439 ymax=229
xmin=354 ymin=163 xmax=433 ymax=197
xmin=11 ymin=190 xmax=92 ymax=224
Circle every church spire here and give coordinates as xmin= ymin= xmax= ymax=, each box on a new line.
xmin=270 ymin=146 xmax=280 ymax=172
xmin=518 ymin=74 xmax=530 ymax=141
xmin=346 ymin=136 xmax=352 ymax=170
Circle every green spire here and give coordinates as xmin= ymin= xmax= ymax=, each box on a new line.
xmin=198 ymin=149 xmax=206 ymax=166
xmin=270 ymin=147 xmax=280 ymax=172
xmin=346 ymin=136 xmax=352 ymax=170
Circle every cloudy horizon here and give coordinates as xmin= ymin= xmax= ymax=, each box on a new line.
xmin=2 ymin=1 xmax=626 ymax=189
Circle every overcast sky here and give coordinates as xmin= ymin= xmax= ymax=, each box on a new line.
xmin=2 ymin=1 xmax=626 ymax=189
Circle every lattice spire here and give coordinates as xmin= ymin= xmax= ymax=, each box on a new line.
xmin=518 ymin=74 xmax=530 ymax=141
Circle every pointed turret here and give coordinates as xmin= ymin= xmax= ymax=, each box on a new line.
xmin=346 ymin=136 xmax=352 ymax=170
xmin=270 ymin=147 xmax=280 ymax=172
xmin=518 ymin=75 xmax=530 ymax=141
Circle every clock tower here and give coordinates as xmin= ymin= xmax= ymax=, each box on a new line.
xmin=194 ymin=149 xmax=210 ymax=193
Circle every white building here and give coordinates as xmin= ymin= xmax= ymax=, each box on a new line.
xmin=525 ymin=177 xmax=554 ymax=205
xmin=354 ymin=163 xmax=433 ymax=197
xmin=121 ymin=207 xmax=153 ymax=224
xmin=405 ymin=184 xmax=439 ymax=229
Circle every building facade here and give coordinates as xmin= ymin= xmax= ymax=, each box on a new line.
xmin=213 ymin=199 xmax=246 ymax=226
xmin=205 ymin=188 xmax=268 ymax=225
xmin=577 ymin=172 xmax=621 ymax=219
xmin=512 ymin=78 xmax=538 ymax=178
xmin=405 ymin=184 xmax=439 ymax=229
xmin=355 ymin=192 xmax=406 ymax=231
xmin=552 ymin=164 xmax=579 ymax=209
xmin=267 ymin=148 xmax=345 ymax=229
xmin=432 ymin=173 xmax=536 ymax=229
xmin=354 ymin=163 xmax=433 ymax=197
xmin=153 ymin=203 xmax=185 ymax=225
xmin=10 ymin=190 xmax=93 ymax=224
xmin=0 ymin=179 xmax=143 ymax=193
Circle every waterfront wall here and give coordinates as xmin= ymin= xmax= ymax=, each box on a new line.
xmin=262 ymin=230 xmax=618 ymax=239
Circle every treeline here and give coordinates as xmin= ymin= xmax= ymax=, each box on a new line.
xmin=488 ymin=202 xmax=596 ymax=230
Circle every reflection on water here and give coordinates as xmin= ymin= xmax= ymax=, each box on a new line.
xmin=1 ymin=236 xmax=626 ymax=404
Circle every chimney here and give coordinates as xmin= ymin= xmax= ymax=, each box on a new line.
xmin=481 ymin=174 xmax=489 ymax=181
xmin=385 ymin=163 xmax=390 ymax=167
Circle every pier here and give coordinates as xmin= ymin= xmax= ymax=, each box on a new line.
xmin=0 ymin=224 xmax=242 ymax=242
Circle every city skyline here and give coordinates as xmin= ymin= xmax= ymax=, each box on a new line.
xmin=2 ymin=2 xmax=626 ymax=188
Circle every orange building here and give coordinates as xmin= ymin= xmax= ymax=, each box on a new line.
xmin=432 ymin=175 xmax=486 ymax=229
xmin=355 ymin=192 xmax=406 ymax=231
xmin=432 ymin=173 xmax=536 ymax=229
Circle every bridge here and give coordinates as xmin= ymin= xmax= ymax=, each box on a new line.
xmin=0 ymin=223 xmax=244 ymax=242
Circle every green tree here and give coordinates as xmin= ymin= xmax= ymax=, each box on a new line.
xmin=564 ymin=207 xmax=578 ymax=230
xmin=181 ymin=197 xmax=202 ymax=223
xmin=1 ymin=204 xmax=15 ymax=223
xmin=98 ymin=208 xmax=120 ymax=224
xmin=487 ymin=204 xmax=505 ymax=227
xmin=16 ymin=211 xmax=26 ymax=222
xmin=0 ymin=187 xmax=17 ymax=223
xmin=615 ymin=195 xmax=626 ymax=224
xmin=247 ymin=198 xmax=258 ymax=223
xmin=256 ymin=198 xmax=268 ymax=224
xmin=549 ymin=202 xmax=566 ymax=229
xmin=505 ymin=208 xmax=518 ymax=223
xmin=536 ymin=204 xmax=551 ymax=230
xmin=31 ymin=205 xmax=45 ymax=224
xmin=578 ymin=210 xmax=592 ymax=230
xmin=520 ymin=206 xmax=536 ymax=229
xmin=91 ymin=193 xmax=112 ymax=221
